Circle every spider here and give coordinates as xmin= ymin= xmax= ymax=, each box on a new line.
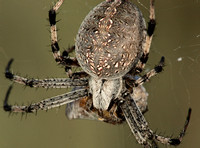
xmin=3 ymin=0 xmax=191 ymax=147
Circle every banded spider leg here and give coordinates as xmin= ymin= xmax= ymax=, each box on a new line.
xmin=49 ymin=0 xmax=87 ymax=78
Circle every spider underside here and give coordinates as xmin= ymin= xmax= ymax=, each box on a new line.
xmin=3 ymin=0 xmax=191 ymax=148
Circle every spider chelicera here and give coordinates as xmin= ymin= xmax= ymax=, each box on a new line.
xmin=3 ymin=0 xmax=191 ymax=147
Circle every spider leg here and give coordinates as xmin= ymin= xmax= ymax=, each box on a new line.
xmin=3 ymin=85 xmax=88 ymax=113
xmin=134 ymin=56 xmax=164 ymax=86
xmin=125 ymin=56 xmax=165 ymax=87
xmin=121 ymin=91 xmax=192 ymax=146
xmin=120 ymin=95 xmax=153 ymax=147
xmin=49 ymin=0 xmax=77 ymax=66
xmin=131 ymin=0 xmax=156 ymax=74
xmin=5 ymin=59 xmax=88 ymax=88
xmin=49 ymin=0 xmax=87 ymax=77
xmin=154 ymin=108 xmax=192 ymax=145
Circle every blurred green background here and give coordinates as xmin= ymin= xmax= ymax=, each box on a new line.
xmin=0 ymin=0 xmax=199 ymax=148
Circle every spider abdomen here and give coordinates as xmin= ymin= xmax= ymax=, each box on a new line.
xmin=76 ymin=0 xmax=146 ymax=79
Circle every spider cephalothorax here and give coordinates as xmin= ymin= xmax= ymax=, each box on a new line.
xmin=3 ymin=0 xmax=191 ymax=148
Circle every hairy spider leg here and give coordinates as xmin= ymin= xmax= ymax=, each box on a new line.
xmin=121 ymin=1 xmax=192 ymax=144
xmin=3 ymin=59 xmax=149 ymax=121
xmin=121 ymin=92 xmax=191 ymax=147
xmin=49 ymin=0 xmax=88 ymax=78
xmin=3 ymin=0 xmax=90 ymax=114
xmin=125 ymin=56 xmax=164 ymax=89
xmin=5 ymin=59 xmax=88 ymax=89
xmin=3 ymin=85 xmax=88 ymax=113
xmin=124 ymin=0 xmax=162 ymax=91
xmin=49 ymin=0 xmax=80 ymax=77
xmin=130 ymin=0 xmax=156 ymax=75
xmin=120 ymin=96 xmax=153 ymax=147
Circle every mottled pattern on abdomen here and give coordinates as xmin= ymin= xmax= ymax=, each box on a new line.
xmin=76 ymin=1 xmax=146 ymax=79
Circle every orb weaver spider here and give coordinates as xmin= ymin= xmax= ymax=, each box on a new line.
xmin=3 ymin=0 xmax=191 ymax=147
